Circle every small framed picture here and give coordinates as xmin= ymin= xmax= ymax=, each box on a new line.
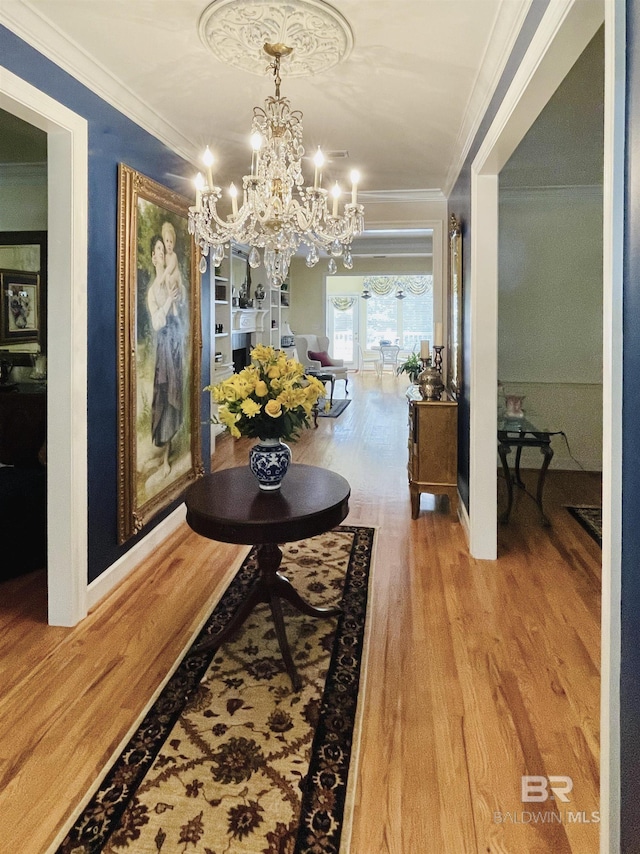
xmin=0 ymin=270 xmax=40 ymax=345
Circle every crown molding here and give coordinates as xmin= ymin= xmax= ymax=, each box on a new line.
xmin=443 ymin=0 xmax=533 ymax=197
xmin=0 ymin=3 xmax=199 ymax=164
xmin=499 ymin=183 xmax=603 ymax=201
xmin=359 ymin=188 xmax=446 ymax=204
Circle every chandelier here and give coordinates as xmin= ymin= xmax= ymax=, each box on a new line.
xmin=188 ymin=42 xmax=365 ymax=288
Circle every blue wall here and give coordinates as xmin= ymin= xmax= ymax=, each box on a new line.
xmin=448 ymin=1 xmax=550 ymax=509
xmin=0 ymin=26 xmax=211 ymax=582
xmin=621 ymin=2 xmax=640 ymax=847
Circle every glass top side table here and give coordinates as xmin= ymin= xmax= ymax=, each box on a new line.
xmin=497 ymin=415 xmax=554 ymax=525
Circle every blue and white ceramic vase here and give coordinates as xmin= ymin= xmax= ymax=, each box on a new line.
xmin=249 ymin=438 xmax=292 ymax=491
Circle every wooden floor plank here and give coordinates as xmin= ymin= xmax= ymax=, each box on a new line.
xmin=0 ymin=372 xmax=601 ymax=853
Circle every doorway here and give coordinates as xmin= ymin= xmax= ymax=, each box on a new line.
xmin=1 ymin=69 xmax=89 ymax=625
xmin=467 ymin=0 xmax=619 ymax=847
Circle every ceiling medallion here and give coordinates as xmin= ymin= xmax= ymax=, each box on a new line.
xmin=198 ymin=0 xmax=354 ymax=77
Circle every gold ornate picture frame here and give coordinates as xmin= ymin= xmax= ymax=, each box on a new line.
xmin=117 ymin=164 xmax=202 ymax=543
xmin=448 ymin=214 xmax=463 ymax=396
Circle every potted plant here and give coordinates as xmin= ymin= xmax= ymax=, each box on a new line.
xmin=396 ymin=351 xmax=422 ymax=384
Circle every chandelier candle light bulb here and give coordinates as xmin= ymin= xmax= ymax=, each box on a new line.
xmin=203 ymin=146 xmax=214 ymax=188
xmin=314 ymin=147 xmax=324 ymax=190
xmin=251 ymin=132 xmax=262 ymax=175
xmin=350 ymin=170 xmax=360 ymax=205
xmin=195 ymin=172 xmax=205 ymax=211
xmin=332 ymin=182 xmax=341 ymax=217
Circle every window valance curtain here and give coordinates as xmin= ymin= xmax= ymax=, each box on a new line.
xmin=363 ymin=275 xmax=431 ymax=296
xmin=330 ymin=296 xmax=356 ymax=311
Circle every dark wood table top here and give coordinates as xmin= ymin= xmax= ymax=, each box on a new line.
xmin=185 ymin=463 xmax=350 ymax=546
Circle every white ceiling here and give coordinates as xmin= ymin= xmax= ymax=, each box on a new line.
xmin=0 ymin=0 xmax=531 ymax=204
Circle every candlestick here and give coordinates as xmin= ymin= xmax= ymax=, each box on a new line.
xmin=432 ymin=345 xmax=444 ymax=374
xmin=434 ymin=322 xmax=443 ymax=347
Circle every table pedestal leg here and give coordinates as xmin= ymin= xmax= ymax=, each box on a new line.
xmin=192 ymin=542 xmax=341 ymax=691
xmin=498 ymin=442 xmax=513 ymax=524
xmin=536 ymin=445 xmax=554 ymax=526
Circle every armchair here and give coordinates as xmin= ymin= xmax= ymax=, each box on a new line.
xmin=294 ymin=334 xmax=349 ymax=396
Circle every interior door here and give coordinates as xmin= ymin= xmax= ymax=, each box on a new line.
xmin=327 ymin=296 xmax=359 ymax=369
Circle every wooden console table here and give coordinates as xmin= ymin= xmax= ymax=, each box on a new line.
xmin=184 ymin=464 xmax=350 ymax=690
xmin=407 ymin=386 xmax=458 ymax=518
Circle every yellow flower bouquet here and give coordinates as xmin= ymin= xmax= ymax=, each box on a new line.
xmin=207 ymin=345 xmax=326 ymax=442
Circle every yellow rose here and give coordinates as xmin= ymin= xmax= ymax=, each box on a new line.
xmin=265 ymin=399 xmax=282 ymax=418
xmin=267 ymin=364 xmax=281 ymax=379
xmin=255 ymin=380 xmax=269 ymax=397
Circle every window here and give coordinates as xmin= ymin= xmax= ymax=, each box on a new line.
xmin=364 ymin=275 xmax=433 ymax=350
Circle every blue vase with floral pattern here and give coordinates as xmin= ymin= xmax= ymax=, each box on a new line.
xmin=249 ymin=438 xmax=292 ymax=491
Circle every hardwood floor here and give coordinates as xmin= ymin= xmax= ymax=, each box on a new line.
xmin=0 ymin=372 xmax=601 ymax=853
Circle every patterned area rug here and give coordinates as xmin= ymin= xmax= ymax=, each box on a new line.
xmin=316 ymin=399 xmax=351 ymax=418
xmin=566 ymin=505 xmax=602 ymax=546
xmin=56 ymin=525 xmax=374 ymax=854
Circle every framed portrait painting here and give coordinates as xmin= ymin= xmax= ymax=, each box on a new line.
xmin=117 ymin=164 xmax=203 ymax=544
xmin=448 ymin=214 xmax=463 ymax=397
xmin=0 ymin=270 xmax=40 ymax=345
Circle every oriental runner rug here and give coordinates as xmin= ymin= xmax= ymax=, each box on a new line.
xmin=566 ymin=505 xmax=602 ymax=547
xmin=316 ymin=398 xmax=351 ymax=418
xmin=56 ymin=525 xmax=375 ymax=854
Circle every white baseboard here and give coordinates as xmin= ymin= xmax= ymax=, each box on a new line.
xmin=457 ymin=488 xmax=470 ymax=545
xmin=87 ymin=504 xmax=187 ymax=611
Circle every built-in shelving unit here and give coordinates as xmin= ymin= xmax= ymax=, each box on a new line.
xmin=208 ymin=244 xmax=294 ymax=455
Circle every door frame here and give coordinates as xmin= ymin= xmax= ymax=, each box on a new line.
xmin=1 ymin=67 xmax=89 ymax=626
xmin=466 ymin=0 xmax=620 ymax=849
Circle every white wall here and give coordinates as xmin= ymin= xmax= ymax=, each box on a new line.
xmin=498 ymin=185 xmax=603 ymax=469
xmin=0 ymin=163 xmax=47 ymax=229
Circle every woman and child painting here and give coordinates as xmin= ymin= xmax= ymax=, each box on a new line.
xmin=142 ymin=220 xmax=187 ymax=494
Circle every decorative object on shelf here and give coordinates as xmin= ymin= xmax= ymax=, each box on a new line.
xmin=254 ymin=282 xmax=265 ymax=306
xmin=249 ymin=437 xmax=292 ymax=490
xmin=432 ymin=345 xmax=444 ymax=374
xmin=396 ymin=351 xmax=422 ymax=384
xmin=207 ymin=344 xmax=325 ymax=487
xmin=418 ymin=363 xmax=444 ymax=401
xmin=504 ymin=394 xmax=525 ymax=418
xmin=188 ymin=34 xmax=364 ymax=289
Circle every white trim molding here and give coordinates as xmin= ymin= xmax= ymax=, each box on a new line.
xmin=1 ymin=65 xmax=89 ymax=626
